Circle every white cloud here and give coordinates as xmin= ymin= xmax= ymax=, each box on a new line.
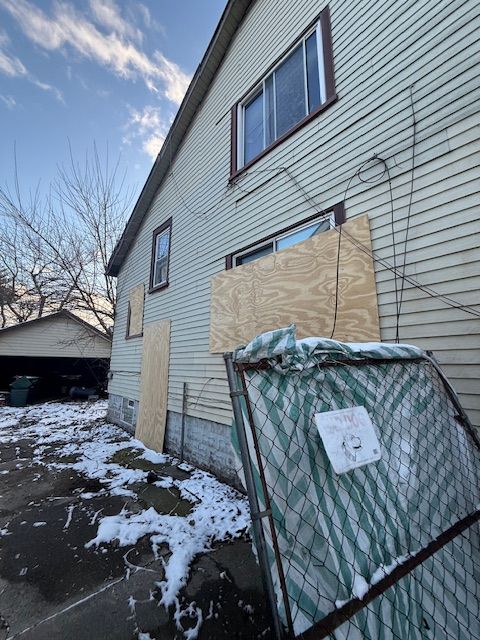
xmin=154 ymin=52 xmax=190 ymax=105
xmin=0 ymin=27 xmax=64 ymax=103
xmin=143 ymin=134 xmax=166 ymax=160
xmin=136 ymin=3 xmax=165 ymax=36
xmin=0 ymin=0 xmax=191 ymax=105
xmin=0 ymin=49 xmax=26 ymax=76
xmin=31 ymin=78 xmax=65 ymax=103
xmin=89 ymin=0 xmax=142 ymax=43
xmin=0 ymin=30 xmax=27 ymax=76
xmin=0 ymin=94 xmax=16 ymax=108
xmin=124 ymin=105 xmax=173 ymax=160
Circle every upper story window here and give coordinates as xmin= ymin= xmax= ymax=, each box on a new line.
xmin=226 ymin=202 xmax=345 ymax=268
xmin=149 ymin=218 xmax=172 ymax=293
xmin=231 ymin=7 xmax=336 ymax=176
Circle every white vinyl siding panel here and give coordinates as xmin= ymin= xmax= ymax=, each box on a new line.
xmin=108 ymin=0 xmax=480 ymax=428
xmin=0 ymin=317 xmax=112 ymax=359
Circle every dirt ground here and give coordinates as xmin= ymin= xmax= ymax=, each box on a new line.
xmin=0 ymin=404 xmax=273 ymax=639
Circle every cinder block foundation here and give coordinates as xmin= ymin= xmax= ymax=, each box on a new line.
xmin=107 ymin=393 xmax=241 ymax=489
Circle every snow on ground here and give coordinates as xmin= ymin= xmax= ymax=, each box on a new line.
xmin=0 ymin=401 xmax=251 ymax=639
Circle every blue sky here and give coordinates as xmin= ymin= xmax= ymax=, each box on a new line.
xmin=0 ymin=0 xmax=227 ymax=199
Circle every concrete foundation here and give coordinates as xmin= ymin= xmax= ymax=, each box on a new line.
xmin=107 ymin=394 xmax=240 ymax=488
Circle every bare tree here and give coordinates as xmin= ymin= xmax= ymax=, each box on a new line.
xmin=0 ymin=269 xmax=15 ymax=328
xmin=0 ymin=220 xmax=74 ymax=326
xmin=0 ymin=144 xmax=133 ymax=332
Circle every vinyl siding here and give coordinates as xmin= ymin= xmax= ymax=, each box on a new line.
xmin=0 ymin=316 xmax=112 ymax=359
xmin=108 ymin=0 xmax=480 ymax=428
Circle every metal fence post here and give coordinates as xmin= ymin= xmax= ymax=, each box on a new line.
xmin=180 ymin=382 xmax=187 ymax=462
xmin=224 ymin=352 xmax=285 ymax=640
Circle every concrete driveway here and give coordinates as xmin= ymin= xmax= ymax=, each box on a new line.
xmin=0 ymin=401 xmax=272 ymax=639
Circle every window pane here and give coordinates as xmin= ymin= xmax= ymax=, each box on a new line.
xmin=306 ymin=32 xmax=321 ymax=112
xmin=154 ymin=229 xmax=170 ymax=286
xmin=274 ymin=44 xmax=306 ymax=137
xmin=244 ymin=91 xmax=264 ymax=163
xmin=276 ymin=218 xmax=331 ymax=250
xmin=265 ymin=75 xmax=275 ymax=147
xmin=156 ymin=229 xmax=170 ymax=259
xmin=236 ymin=243 xmax=274 ymax=266
xmin=154 ymin=256 xmax=168 ymax=285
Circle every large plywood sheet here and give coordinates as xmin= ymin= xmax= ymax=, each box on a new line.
xmin=136 ymin=320 xmax=170 ymax=452
xmin=210 ymin=215 xmax=379 ymax=353
xmin=128 ymin=284 xmax=144 ymax=337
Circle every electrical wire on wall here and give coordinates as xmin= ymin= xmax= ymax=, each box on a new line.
xmin=357 ymin=157 xmax=401 ymax=339
xmin=287 ymin=155 xmax=480 ymax=328
xmin=332 ymin=224 xmax=480 ymax=318
xmin=300 ymin=155 xmax=399 ymax=342
xmin=167 ymin=375 xmax=232 ymax=412
xmin=163 ymin=86 xmax=480 ymax=339
xmin=168 ymin=165 xmax=233 ymax=221
xmin=396 ymin=84 xmax=417 ymax=335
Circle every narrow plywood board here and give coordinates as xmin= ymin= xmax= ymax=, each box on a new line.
xmin=136 ymin=320 xmax=171 ymax=452
xmin=210 ymin=214 xmax=380 ymax=353
xmin=129 ymin=284 xmax=145 ymax=337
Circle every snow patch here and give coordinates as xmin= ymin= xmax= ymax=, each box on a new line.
xmin=370 ymin=553 xmax=411 ymax=585
xmin=0 ymin=400 xmax=251 ymax=640
xmin=336 ymin=553 xmax=413 ymax=608
xmin=352 ymin=573 xmax=369 ymax=600
xmin=64 ymin=505 xmax=75 ymax=529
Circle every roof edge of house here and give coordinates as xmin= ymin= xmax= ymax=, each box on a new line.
xmin=0 ymin=310 xmax=112 ymax=342
xmin=106 ymin=0 xmax=255 ymax=277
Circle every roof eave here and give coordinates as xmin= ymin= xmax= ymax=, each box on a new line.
xmin=0 ymin=310 xmax=112 ymax=342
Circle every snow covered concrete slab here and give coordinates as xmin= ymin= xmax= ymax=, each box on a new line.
xmin=0 ymin=401 xmax=271 ymax=639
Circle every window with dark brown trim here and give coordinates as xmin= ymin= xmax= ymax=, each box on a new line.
xmin=225 ymin=202 xmax=345 ymax=269
xmin=149 ymin=218 xmax=172 ymax=293
xmin=231 ymin=6 xmax=336 ymax=178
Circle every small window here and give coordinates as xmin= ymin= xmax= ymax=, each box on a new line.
xmin=276 ymin=217 xmax=332 ymax=250
xmin=236 ymin=242 xmax=274 ymax=266
xmin=153 ymin=230 xmax=170 ymax=286
xmin=232 ymin=8 xmax=335 ymax=174
xmin=229 ymin=207 xmax=341 ymax=268
xmin=149 ymin=219 xmax=172 ymax=292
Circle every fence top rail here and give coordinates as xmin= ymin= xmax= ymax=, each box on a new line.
xmin=230 ymin=324 xmax=425 ymax=367
xmin=235 ymin=356 xmax=427 ymax=372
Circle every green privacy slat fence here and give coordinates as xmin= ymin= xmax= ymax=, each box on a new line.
xmin=227 ymin=325 xmax=480 ymax=639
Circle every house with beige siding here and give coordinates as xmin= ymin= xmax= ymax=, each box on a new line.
xmin=106 ymin=0 xmax=480 ymax=483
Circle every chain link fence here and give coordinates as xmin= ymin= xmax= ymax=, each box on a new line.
xmin=225 ymin=327 xmax=480 ymax=640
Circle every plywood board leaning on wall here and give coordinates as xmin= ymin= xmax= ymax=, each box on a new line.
xmin=136 ymin=320 xmax=171 ymax=452
xmin=210 ymin=214 xmax=380 ymax=353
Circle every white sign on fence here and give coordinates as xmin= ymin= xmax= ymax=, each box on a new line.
xmin=315 ymin=406 xmax=382 ymax=474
